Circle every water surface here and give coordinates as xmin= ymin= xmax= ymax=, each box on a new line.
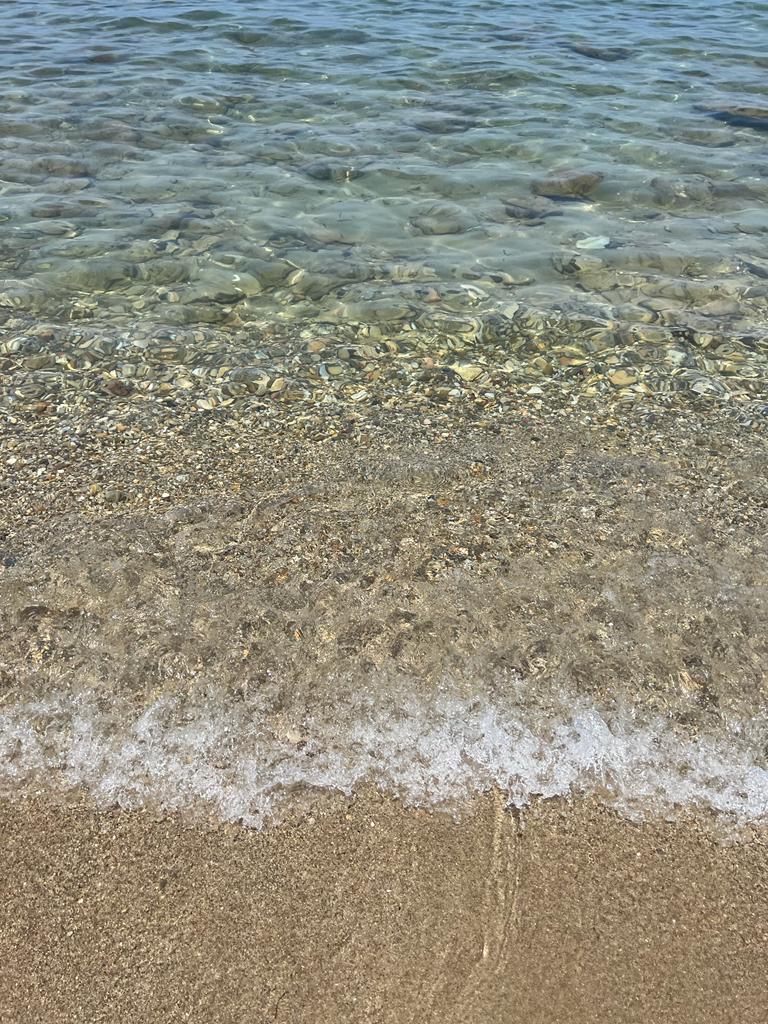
xmin=2 ymin=0 xmax=768 ymax=367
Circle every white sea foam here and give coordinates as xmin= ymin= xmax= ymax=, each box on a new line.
xmin=0 ymin=691 xmax=766 ymax=829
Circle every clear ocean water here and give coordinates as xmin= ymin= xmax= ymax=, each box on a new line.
xmin=2 ymin=2 xmax=768 ymax=826
xmin=2 ymin=0 xmax=768 ymax=341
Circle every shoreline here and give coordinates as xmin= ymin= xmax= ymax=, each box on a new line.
xmin=3 ymin=2 xmax=768 ymax=1016
xmin=1 ymin=685 xmax=767 ymax=831
xmin=2 ymin=336 xmax=767 ymax=1020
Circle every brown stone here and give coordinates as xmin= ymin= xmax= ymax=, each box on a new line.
xmin=532 ymin=170 xmax=604 ymax=199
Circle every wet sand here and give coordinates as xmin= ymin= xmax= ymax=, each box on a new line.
xmin=1 ymin=792 xmax=767 ymax=1024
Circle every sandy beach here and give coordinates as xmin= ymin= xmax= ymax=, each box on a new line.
xmin=4 ymin=0 xmax=768 ymax=1016
xmin=2 ymin=793 xmax=767 ymax=1023
xmin=2 ymin=4 xmax=768 ymax=1012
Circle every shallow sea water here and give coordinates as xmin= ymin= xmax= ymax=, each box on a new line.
xmin=2 ymin=0 xmax=768 ymax=353
xmin=2 ymin=2 xmax=768 ymax=826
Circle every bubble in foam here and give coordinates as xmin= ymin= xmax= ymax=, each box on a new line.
xmin=0 ymin=690 xmax=766 ymax=829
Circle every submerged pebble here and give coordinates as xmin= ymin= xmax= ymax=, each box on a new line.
xmin=565 ymin=42 xmax=632 ymax=61
xmin=575 ymin=236 xmax=611 ymax=250
xmin=0 ymin=0 xmax=765 ymax=425
xmin=532 ymin=170 xmax=605 ymax=199
xmin=697 ymin=104 xmax=768 ymax=131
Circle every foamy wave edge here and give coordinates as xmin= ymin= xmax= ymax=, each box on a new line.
xmin=0 ymin=691 xmax=766 ymax=828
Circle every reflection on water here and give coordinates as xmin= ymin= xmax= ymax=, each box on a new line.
xmin=1 ymin=0 xmax=767 ymax=404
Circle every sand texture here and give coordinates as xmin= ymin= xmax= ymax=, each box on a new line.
xmin=1 ymin=793 xmax=767 ymax=1024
